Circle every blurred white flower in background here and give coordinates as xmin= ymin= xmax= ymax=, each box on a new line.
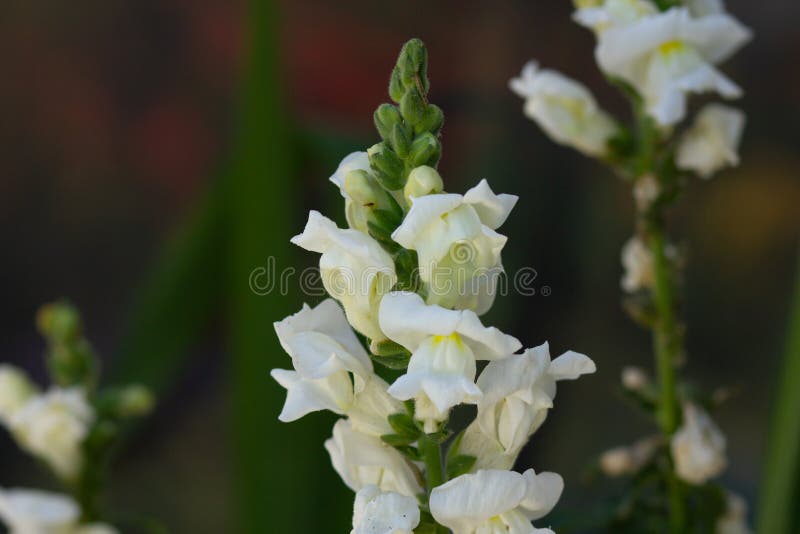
xmin=6 ymin=388 xmax=93 ymax=481
xmin=671 ymin=403 xmax=727 ymax=484
xmin=677 ymin=103 xmax=745 ymax=178
xmin=0 ymin=366 xmax=37 ymax=420
xmin=0 ymin=488 xmax=117 ymax=534
xmin=509 ymin=61 xmax=618 ymax=157
xmin=716 ymin=492 xmax=752 ymax=534
xmin=595 ymin=7 xmax=751 ymax=125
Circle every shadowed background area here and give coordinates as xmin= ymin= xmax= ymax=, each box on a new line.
xmin=0 ymin=0 xmax=798 ymax=532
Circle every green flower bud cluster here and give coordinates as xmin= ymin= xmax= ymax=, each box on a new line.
xmin=370 ymin=38 xmax=443 ymax=193
xmin=37 ymin=301 xmax=97 ymax=389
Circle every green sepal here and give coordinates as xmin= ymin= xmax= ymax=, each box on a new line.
xmin=370 ymin=351 xmax=411 ymax=370
xmin=391 ymin=123 xmax=412 ymax=158
xmin=381 ymin=433 xmax=416 ymax=447
xmin=369 ymin=143 xmax=405 ymax=190
xmin=389 ymin=67 xmax=404 ymax=103
xmin=395 ymin=445 xmax=423 ymax=462
xmin=388 ymin=413 xmax=421 ymax=439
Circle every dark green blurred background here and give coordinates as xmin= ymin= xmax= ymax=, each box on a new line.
xmin=1 ymin=1 xmax=798 ymax=532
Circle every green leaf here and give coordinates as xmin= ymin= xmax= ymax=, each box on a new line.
xmin=388 ymin=413 xmax=421 ymax=439
xmin=395 ymin=445 xmax=423 ymax=462
xmin=381 ymin=433 xmax=416 ymax=447
xmin=446 ymin=454 xmax=476 ymax=479
xmin=371 ymin=352 xmax=411 ymax=370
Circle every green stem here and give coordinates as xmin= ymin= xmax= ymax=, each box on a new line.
xmin=646 ymin=221 xmax=685 ymax=533
xmin=419 ymin=434 xmax=444 ymax=494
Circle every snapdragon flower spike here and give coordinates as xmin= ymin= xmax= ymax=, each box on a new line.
xmin=429 ymin=469 xmax=562 ymax=534
xmin=391 ymin=178 xmax=518 ymax=314
xmin=509 ymin=61 xmax=619 ymax=157
xmin=594 ymin=6 xmax=751 ymax=125
xmin=350 ymin=485 xmax=420 ymax=534
xmin=291 ymin=211 xmax=397 ymax=342
xmin=325 ymin=419 xmax=423 ymax=498
xmin=460 ymin=343 xmax=596 ymax=470
xmin=379 ymin=291 xmax=521 ymax=431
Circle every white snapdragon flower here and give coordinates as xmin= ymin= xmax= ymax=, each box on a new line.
xmin=325 ymin=419 xmax=422 ymax=498
xmin=329 ymin=152 xmax=373 ymax=233
xmin=0 ymin=365 xmax=37 ymax=420
xmin=599 ymin=435 xmax=661 ymax=477
xmin=671 ymin=403 xmax=727 ymax=484
xmin=350 ymin=485 xmax=420 ymax=534
xmin=292 ymin=211 xmax=397 ymax=341
xmin=7 ymin=388 xmax=93 ymax=481
xmin=676 ymin=103 xmax=745 ymax=178
xmin=595 ymin=7 xmax=751 ymax=125
xmin=621 ymin=236 xmax=654 ymax=293
xmin=460 ymin=343 xmax=595 ymax=469
xmin=430 ymin=469 xmax=562 ymax=534
xmin=686 ymin=0 xmax=725 ymax=17
xmin=379 ymin=291 xmax=521 ymax=431
xmin=391 ymin=180 xmax=517 ymax=314
xmin=0 ymin=488 xmax=118 ymax=534
xmin=716 ymin=492 xmax=751 ymax=534
xmin=509 ymin=61 xmax=618 ymax=157
xmin=573 ymin=0 xmax=657 ymax=35
xmin=271 ymin=299 xmax=376 ymax=422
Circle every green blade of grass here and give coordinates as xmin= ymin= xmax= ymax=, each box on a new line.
xmin=757 ymin=251 xmax=800 ymax=534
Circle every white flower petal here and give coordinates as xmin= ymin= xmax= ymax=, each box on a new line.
xmin=270 ymin=369 xmax=353 ymax=421
xmin=548 ymin=351 xmax=596 ymax=380
xmin=0 ymin=487 xmax=79 ymax=533
xmin=430 ymin=470 xmax=527 ymax=532
xmin=462 ymin=179 xmax=518 ymax=230
xmin=330 ymin=151 xmax=371 ymax=196
xmin=351 ymin=486 xmax=420 ymax=534
xmin=518 ymin=469 xmax=564 ymax=521
xmin=677 ymin=103 xmax=745 ymax=178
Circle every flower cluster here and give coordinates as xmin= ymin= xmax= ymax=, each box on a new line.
xmin=272 ymin=39 xmax=595 ymax=533
xmin=0 ymin=302 xmax=153 ymax=533
xmin=511 ymin=1 xmax=751 ymax=531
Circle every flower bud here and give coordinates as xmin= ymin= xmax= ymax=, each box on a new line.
xmin=414 ymin=104 xmax=444 ymax=135
xmin=37 ymin=302 xmax=82 ymax=345
xmin=400 ymin=87 xmax=425 ymax=126
xmin=374 ymin=104 xmax=402 ymax=141
xmin=403 ymin=166 xmax=443 ymax=204
xmin=396 ymin=38 xmax=427 ymax=87
xmin=368 ymin=143 xmax=405 ymax=190
xmin=408 ymin=132 xmax=441 ymax=168
xmin=390 ymin=123 xmax=412 ymax=158
xmin=116 ymin=385 xmax=155 ymax=417
xmin=389 ymin=67 xmax=404 ymax=103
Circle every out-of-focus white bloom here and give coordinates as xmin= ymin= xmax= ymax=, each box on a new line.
xmin=430 ymin=469 xmax=562 ymax=534
xmin=329 ymin=152 xmax=373 ymax=233
xmin=676 ymin=103 xmax=745 ymax=178
xmin=0 ymin=487 xmax=118 ymax=534
xmin=271 ymin=299 xmax=375 ymax=422
xmin=596 ymin=7 xmax=751 ymax=125
xmin=325 ymin=419 xmax=422 ymax=498
xmin=403 ymin=165 xmax=444 ymax=205
xmin=686 ymin=0 xmax=725 ymax=17
xmin=8 ymin=389 xmax=93 ymax=481
xmin=716 ymin=492 xmax=751 ymax=534
xmin=0 ymin=366 xmax=37 ymax=420
xmin=671 ymin=403 xmax=727 ymax=484
xmin=599 ymin=435 xmax=661 ymax=477
xmin=573 ymin=0 xmax=657 ymax=35
xmin=461 ymin=343 xmax=595 ymax=469
xmin=292 ymin=211 xmax=397 ymax=341
xmin=391 ymin=180 xmax=517 ymax=314
xmin=379 ymin=292 xmax=521 ymax=431
xmin=633 ymin=174 xmax=660 ymax=212
xmin=509 ymin=61 xmax=618 ymax=157
xmin=350 ymin=485 xmax=420 ymax=534
xmin=621 ymin=366 xmax=650 ymax=391
xmin=621 ymin=236 xmax=654 ymax=293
